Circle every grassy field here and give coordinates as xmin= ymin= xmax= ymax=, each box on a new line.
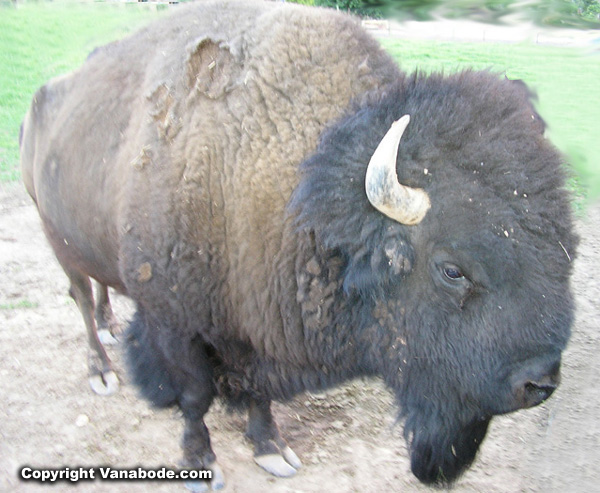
xmin=0 ymin=1 xmax=167 ymax=181
xmin=1 ymin=2 xmax=598 ymax=200
xmin=381 ymin=37 xmax=600 ymax=202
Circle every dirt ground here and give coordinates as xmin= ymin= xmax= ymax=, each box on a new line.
xmin=0 ymin=180 xmax=598 ymax=493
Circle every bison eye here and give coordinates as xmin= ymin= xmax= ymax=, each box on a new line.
xmin=443 ymin=265 xmax=465 ymax=281
xmin=432 ymin=257 xmax=476 ymax=308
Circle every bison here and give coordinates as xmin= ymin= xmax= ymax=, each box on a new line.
xmin=20 ymin=0 xmax=577 ymax=489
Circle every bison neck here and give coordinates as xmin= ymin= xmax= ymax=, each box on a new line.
xmin=206 ymin=228 xmax=386 ymax=402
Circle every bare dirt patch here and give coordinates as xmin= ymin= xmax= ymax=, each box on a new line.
xmin=1 ymin=181 xmax=598 ymax=493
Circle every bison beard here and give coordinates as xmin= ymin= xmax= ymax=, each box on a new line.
xmin=20 ymin=0 xmax=578 ymax=490
xmin=407 ymin=414 xmax=490 ymax=485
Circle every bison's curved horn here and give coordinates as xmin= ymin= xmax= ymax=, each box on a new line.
xmin=365 ymin=115 xmax=430 ymax=225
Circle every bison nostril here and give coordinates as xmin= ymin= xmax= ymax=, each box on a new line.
xmin=524 ymin=381 xmax=556 ymax=405
xmin=507 ymin=357 xmax=562 ymax=412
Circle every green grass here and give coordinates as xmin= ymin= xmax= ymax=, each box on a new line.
xmin=1 ymin=2 xmax=599 ymax=201
xmin=380 ymin=37 xmax=600 ymax=202
xmin=0 ymin=299 xmax=40 ymax=310
xmin=0 ymin=1 xmax=167 ymax=181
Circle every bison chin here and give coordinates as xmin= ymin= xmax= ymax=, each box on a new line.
xmin=405 ymin=413 xmax=490 ymax=485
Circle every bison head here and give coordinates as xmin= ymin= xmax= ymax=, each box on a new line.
xmin=291 ymin=71 xmax=577 ymax=485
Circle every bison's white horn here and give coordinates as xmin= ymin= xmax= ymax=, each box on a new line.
xmin=365 ymin=115 xmax=430 ymax=225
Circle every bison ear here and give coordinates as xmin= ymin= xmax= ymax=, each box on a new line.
xmin=505 ymin=76 xmax=546 ymax=135
xmin=343 ymin=234 xmax=414 ymax=296
xmin=186 ymin=38 xmax=240 ymax=99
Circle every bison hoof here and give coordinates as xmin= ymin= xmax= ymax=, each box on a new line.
xmin=89 ymin=370 xmax=119 ymax=396
xmin=254 ymin=447 xmax=301 ymax=477
xmin=184 ymin=479 xmax=209 ymax=493
xmin=97 ymin=328 xmax=119 ymax=346
xmin=185 ymin=462 xmax=225 ymax=492
xmin=281 ymin=446 xmax=302 ymax=470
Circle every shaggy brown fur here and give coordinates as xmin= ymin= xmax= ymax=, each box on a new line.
xmin=20 ymin=0 xmax=399 ymax=392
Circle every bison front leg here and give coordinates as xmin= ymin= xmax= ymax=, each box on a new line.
xmin=65 ymin=270 xmax=118 ymax=395
xmin=126 ymin=314 xmax=224 ymax=490
xmin=180 ymin=396 xmax=225 ymax=492
xmin=246 ymin=398 xmax=302 ymax=477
